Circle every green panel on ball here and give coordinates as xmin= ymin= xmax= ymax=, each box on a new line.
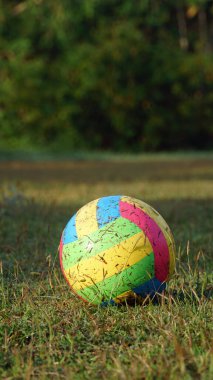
xmin=62 ymin=217 xmax=142 ymax=270
xmin=77 ymin=252 xmax=155 ymax=304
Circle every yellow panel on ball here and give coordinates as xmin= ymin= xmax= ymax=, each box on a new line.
xmin=64 ymin=230 xmax=153 ymax=291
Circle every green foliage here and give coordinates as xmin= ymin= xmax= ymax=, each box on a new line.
xmin=0 ymin=0 xmax=213 ymax=151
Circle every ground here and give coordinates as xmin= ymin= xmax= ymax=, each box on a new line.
xmin=0 ymin=153 xmax=212 ymax=380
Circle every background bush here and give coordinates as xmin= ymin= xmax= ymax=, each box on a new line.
xmin=0 ymin=0 xmax=213 ymax=152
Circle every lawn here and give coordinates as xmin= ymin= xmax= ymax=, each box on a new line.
xmin=0 ymin=153 xmax=212 ymax=379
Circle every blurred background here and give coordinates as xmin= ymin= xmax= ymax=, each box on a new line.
xmin=0 ymin=0 xmax=213 ymax=154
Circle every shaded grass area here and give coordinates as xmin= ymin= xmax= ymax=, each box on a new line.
xmin=0 ymin=155 xmax=212 ymax=379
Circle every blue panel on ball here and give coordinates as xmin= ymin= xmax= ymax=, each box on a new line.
xmin=101 ymin=299 xmax=117 ymax=307
xmin=97 ymin=195 xmax=121 ymax=228
xmin=133 ymin=278 xmax=166 ymax=297
xmin=63 ymin=213 xmax=78 ymax=244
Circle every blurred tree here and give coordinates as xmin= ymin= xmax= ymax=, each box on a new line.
xmin=0 ymin=0 xmax=213 ymax=151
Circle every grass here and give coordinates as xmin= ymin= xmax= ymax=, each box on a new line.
xmin=0 ymin=153 xmax=212 ymax=379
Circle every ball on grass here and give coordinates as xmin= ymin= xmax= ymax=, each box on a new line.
xmin=59 ymin=195 xmax=175 ymax=305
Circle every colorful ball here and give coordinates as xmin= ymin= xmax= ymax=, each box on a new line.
xmin=59 ymin=195 xmax=175 ymax=305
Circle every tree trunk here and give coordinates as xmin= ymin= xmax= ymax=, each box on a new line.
xmin=176 ymin=7 xmax=188 ymax=51
xmin=198 ymin=7 xmax=209 ymax=52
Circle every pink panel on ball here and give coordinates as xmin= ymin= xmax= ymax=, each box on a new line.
xmin=119 ymin=201 xmax=169 ymax=282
